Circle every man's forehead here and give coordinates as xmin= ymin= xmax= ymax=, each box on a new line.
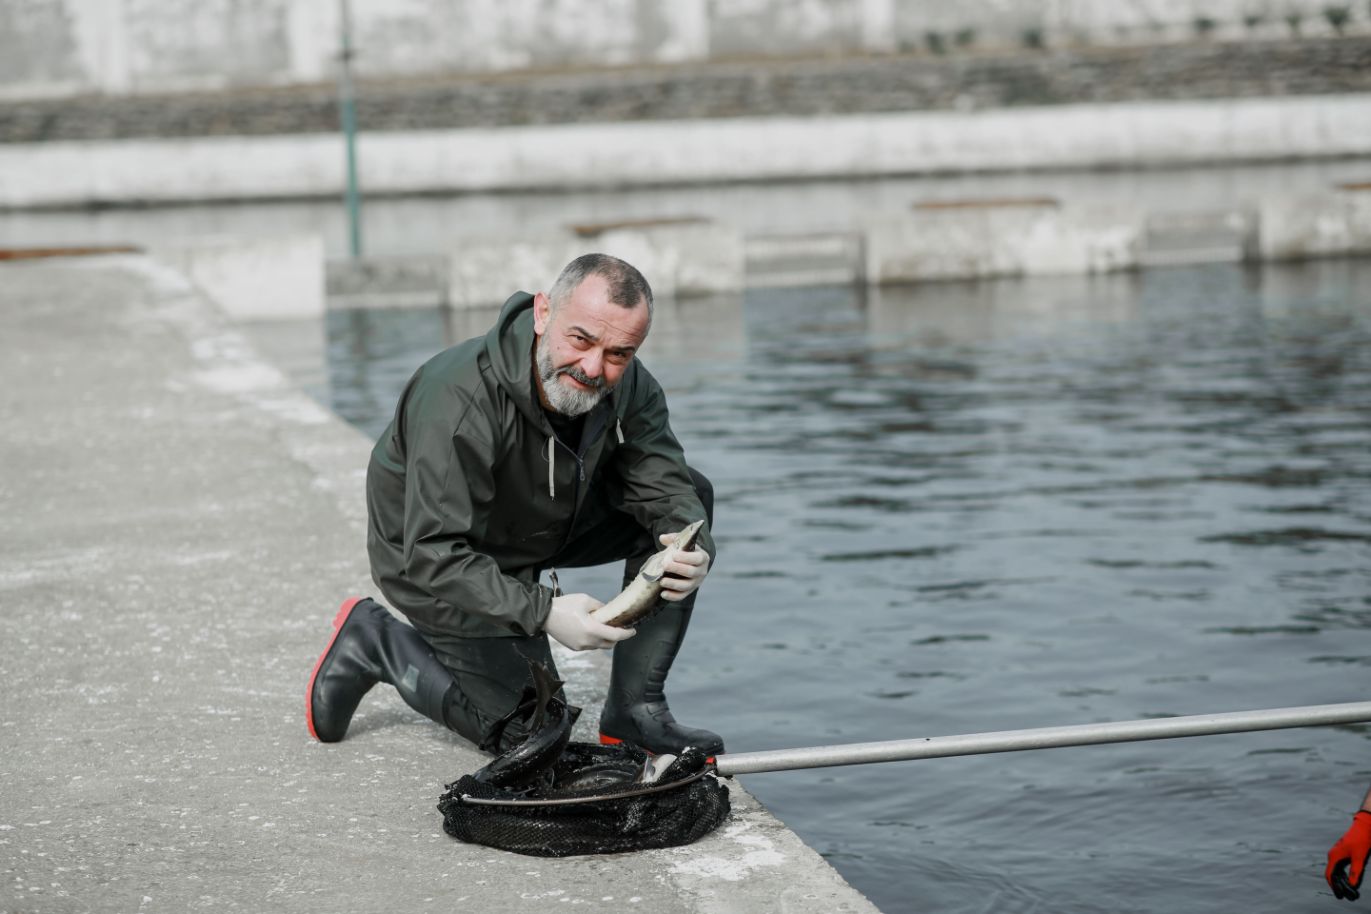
xmin=557 ymin=275 xmax=649 ymax=341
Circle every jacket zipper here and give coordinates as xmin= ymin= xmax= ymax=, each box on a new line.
xmin=546 ymin=405 xmax=615 ymax=554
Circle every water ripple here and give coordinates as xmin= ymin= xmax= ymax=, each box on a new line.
xmin=1199 ymin=527 xmax=1371 ymax=546
xmin=819 ymin=546 xmax=956 ymax=562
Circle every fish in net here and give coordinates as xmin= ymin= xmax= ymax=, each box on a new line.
xmin=438 ymin=661 xmax=730 ymax=856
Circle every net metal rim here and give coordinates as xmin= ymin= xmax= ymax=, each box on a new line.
xmin=456 ymin=764 xmax=715 ymax=808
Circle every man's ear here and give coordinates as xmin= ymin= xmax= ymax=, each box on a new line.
xmin=533 ymin=292 xmax=551 ymax=335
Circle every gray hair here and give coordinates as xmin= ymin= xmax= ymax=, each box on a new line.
xmin=548 ymin=253 xmax=654 ymax=324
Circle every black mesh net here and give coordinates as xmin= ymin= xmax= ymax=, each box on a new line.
xmin=438 ymin=742 xmax=731 ymax=857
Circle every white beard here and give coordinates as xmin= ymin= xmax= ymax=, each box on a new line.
xmin=536 ymin=335 xmax=609 ymax=417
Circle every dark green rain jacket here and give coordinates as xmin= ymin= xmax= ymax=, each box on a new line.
xmin=365 ymin=292 xmax=715 ymax=640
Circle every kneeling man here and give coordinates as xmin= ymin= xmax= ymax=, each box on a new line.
xmin=306 ymin=253 xmax=722 ymax=757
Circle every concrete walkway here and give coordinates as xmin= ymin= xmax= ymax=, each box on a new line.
xmin=0 ymin=254 xmax=879 ymax=913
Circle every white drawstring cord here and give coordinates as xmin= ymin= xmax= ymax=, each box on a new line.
xmin=615 ymin=418 xmax=624 ymax=444
xmin=547 ymin=436 xmax=555 ymax=498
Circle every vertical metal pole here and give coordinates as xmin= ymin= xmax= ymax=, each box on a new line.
xmin=338 ymin=0 xmax=363 ymax=259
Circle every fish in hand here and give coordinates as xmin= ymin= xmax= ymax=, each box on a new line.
xmin=588 ymin=521 xmax=705 ymax=628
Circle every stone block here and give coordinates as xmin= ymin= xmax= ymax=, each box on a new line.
xmin=448 ymin=239 xmax=587 ymax=310
xmin=591 ymin=221 xmax=745 ymax=297
xmin=1256 ymin=190 xmax=1371 ymax=260
xmin=864 ymin=203 xmax=1140 ymax=284
xmin=153 ymin=233 xmax=324 ymax=320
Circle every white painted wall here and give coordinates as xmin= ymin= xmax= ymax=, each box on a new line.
xmin=1 ymin=0 xmax=1367 ymax=100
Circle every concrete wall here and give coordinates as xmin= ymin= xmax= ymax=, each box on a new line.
xmin=4 ymin=95 xmax=1368 ymax=208
xmin=316 ymin=186 xmax=1371 ymax=304
xmin=3 ymin=0 xmax=1370 ymax=100
xmin=861 ymin=187 xmax=1371 ymax=283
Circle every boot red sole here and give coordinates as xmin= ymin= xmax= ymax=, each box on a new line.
xmin=305 ymin=596 xmax=365 ymax=742
xmin=599 ymin=732 xmax=716 ymax=765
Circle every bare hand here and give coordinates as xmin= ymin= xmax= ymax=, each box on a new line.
xmin=658 ymin=532 xmax=711 ymax=602
xmin=545 ymin=593 xmax=637 ymax=651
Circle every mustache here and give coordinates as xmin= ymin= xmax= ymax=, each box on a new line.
xmin=558 ymin=365 xmax=604 ymax=390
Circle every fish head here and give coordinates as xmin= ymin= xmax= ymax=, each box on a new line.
xmin=672 ymin=519 xmax=705 ymax=551
xmin=525 ymin=658 xmax=564 ymax=734
xmin=641 ymin=520 xmax=706 ymax=582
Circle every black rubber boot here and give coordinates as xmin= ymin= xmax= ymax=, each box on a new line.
xmin=306 ymin=596 xmax=462 ymax=742
xmin=598 ymin=604 xmax=725 ymax=757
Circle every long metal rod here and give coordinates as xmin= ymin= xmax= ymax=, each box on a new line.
xmin=713 ymin=701 xmax=1371 ymax=776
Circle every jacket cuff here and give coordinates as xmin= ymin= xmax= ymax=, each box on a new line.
xmin=527 ymin=583 xmax=556 ymax=634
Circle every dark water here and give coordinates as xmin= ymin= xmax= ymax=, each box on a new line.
xmin=309 ymin=262 xmax=1371 ymax=913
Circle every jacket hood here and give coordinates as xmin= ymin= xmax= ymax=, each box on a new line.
xmin=484 ymin=292 xmax=551 ymax=430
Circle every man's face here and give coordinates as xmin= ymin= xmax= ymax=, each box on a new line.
xmin=533 ymin=274 xmax=650 ymax=417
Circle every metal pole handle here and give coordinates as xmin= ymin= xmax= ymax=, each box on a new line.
xmin=713 ymin=700 xmax=1371 ymax=776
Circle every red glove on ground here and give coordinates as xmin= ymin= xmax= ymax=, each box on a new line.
xmin=1327 ymin=811 xmax=1371 ymax=900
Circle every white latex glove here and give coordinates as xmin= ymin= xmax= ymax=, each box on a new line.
xmin=657 ymin=532 xmax=711 ymax=602
xmin=544 ymin=593 xmax=637 ymax=651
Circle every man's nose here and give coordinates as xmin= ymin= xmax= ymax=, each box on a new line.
xmin=580 ymin=349 xmax=603 ymax=377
